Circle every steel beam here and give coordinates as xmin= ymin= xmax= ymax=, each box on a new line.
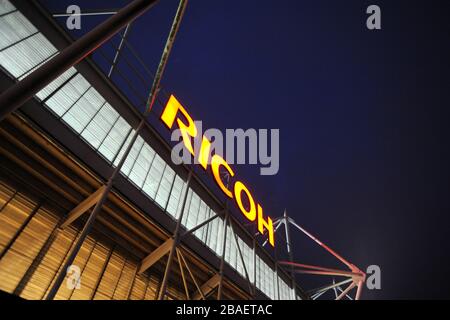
xmin=294 ymin=269 xmax=362 ymax=279
xmin=308 ymin=278 xmax=353 ymax=297
xmin=60 ymin=185 xmax=106 ymax=229
xmin=108 ymin=24 xmax=132 ymax=78
xmin=157 ymin=167 xmax=192 ymax=300
xmin=180 ymin=211 xmax=221 ymax=239
xmin=229 ymin=220 xmax=253 ymax=296
xmin=355 ymin=280 xmax=364 ymax=300
xmin=193 ymin=274 xmax=221 ymax=300
xmin=283 ymin=210 xmax=297 ymax=299
xmin=0 ymin=0 xmax=159 ymax=122
xmin=176 ymin=248 xmax=190 ymax=299
xmin=336 ymin=282 xmax=356 ymax=300
xmin=288 ymin=218 xmax=356 ymax=271
xmin=53 ymin=10 xmax=119 ymax=18
xmin=337 ymin=286 xmax=354 ymax=300
xmin=178 ymin=249 xmax=205 ymax=300
xmin=217 ymin=211 xmax=229 ymax=300
xmin=139 ymin=238 xmax=174 ymax=274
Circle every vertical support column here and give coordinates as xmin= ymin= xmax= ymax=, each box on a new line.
xmin=217 ymin=171 xmax=232 ymax=300
xmin=176 ymin=249 xmax=190 ymax=299
xmin=229 ymin=220 xmax=253 ymax=296
xmin=336 ymin=282 xmax=356 ymax=300
xmin=45 ymin=118 xmax=145 ymax=300
xmin=274 ymin=246 xmax=281 ymax=300
xmin=157 ymin=169 xmax=192 ymax=300
xmin=178 ymin=249 xmax=206 ymax=300
xmin=283 ymin=210 xmax=297 ymax=300
xmin=217 ymin=211 xmax=229 ymax=300
xmin=355 ymin=280 xmax=364 ymax=300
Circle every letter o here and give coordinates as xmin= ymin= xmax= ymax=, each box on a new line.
xmin=234 ymin=181 xmax=256 ymax=221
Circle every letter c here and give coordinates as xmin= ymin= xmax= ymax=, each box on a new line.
xmin=211 ymin=154 xmax=234 ymax=198
xmin=234 ymin=181 xmax=257 ymax=221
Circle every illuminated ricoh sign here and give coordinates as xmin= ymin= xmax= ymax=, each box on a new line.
xmin=160 ymin=95 xmax=275 ymax=247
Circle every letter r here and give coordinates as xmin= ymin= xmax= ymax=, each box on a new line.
xmin=161 ymin=95 xmax=197 ymax=155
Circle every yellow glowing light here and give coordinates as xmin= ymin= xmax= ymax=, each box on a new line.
xmin=161 ymin=94 xmax=276 ymax=247
xmin=234 ymin=181 xmax=257 ymax=222
xmin=198 ymin=136 xmax=212 ymax=170
xmin=258 ymin=204 xmax=274 ymax=247
xmin=161 ymin=95 xmax=197 ymax=155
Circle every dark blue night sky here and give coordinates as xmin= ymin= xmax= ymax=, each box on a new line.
xmin=41 ymin=0 xmax=450 ymax=299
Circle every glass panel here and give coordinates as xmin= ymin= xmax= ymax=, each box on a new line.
xmin=0 ymin=0 xmax=15 ymax=15
xmin=45 ymin=74 xmax=90 ymax=117
xmin=272 ymin=271 xmax=277 ymax=299
xmin=193 ymin=201 xmax=208 ymax=242
xmin=62 ymin=86 xmax=105 ymax=134
xmin=155 ymin=165 xmax=175 ymax=209
xmin=264 ymin=264 xmax=270 ymax=297
xmin=0 ymin=11 xmax=37 ymax=51
xmin=81 ymin=103 xmax=119 ymax=150
xmin=236 ymin=238 xmax=244 ymax=276
xmin=112 ymin=128 xmax=136 ymax=167
xmin=142 ymin=155 xmax=165 ymax=200
xmin=206 ymin=211 xmax=219 ymax=253
xmin=204 ymin=209 xmax=214 ymax=244
xmin=18 ymin=51 xmax=58 ymax=80
xmin=166 ymin=175 xmax=185 ymax=218
xmin=36 ymin=67 xmax=77 ymax=101
xmin=229 ymin=229 xmax=237 ymax=271
xmin=215 ymin=218 xmax=225 ymax=256
xmin=255 ymin=256 xmax=261 ymax=289
xmin=184 ymin=190 xmax=200 ymax=230
xmin=120 ymin=136 xmax=144 ymax=177
xmin=98 ymin=117 xmax=131 ymax=162
xmin=194 ymin=200 xmax=209 ymax=243
xmin=128 ymin=143 xmax=155 ymax=190
xmin=0 ymin=33 xmax=56 ymax=79
xmin=278 ymin=277 xmax=289 ymax=300
xmin=245 ymin=243 xmax=254 ymax=283
xmin=180 ymin=189 xmax=193 ymax=227
xmin=224 ymin=225 xmax=231 ymax=265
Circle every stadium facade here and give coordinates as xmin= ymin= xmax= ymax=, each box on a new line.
xmin=0 ymin=0 xmax=307 ymax=300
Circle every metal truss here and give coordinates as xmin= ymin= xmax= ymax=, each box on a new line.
xmin=52 ymin=6 xmax=132 ymax=79
xmin=261 ymin=210 xmax=366 ymax=300
xmin=0 ymin=0 xmax=365 ymax=301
